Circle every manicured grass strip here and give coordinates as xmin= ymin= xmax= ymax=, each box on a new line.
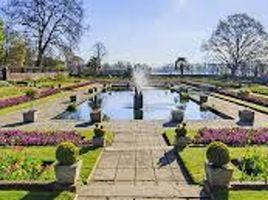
xmin=80 ymin=147 xmax=103 ymax=184
xmin=164 ymin=128 xmax=197 ymax=145
xmin=0 ymin=86 xmax=28 ymax=100
xmin=215 ymin=190 xmax=268 ymax=200
xmin=179 ymin=146 xmax=268 ymax=184
xmin=213 ymin=93 xmax=268 ymax=114
xmin=0 ymin=92 xmax=65 ymax=116
xmin=0 ymin=191 xmax=75 ymax=200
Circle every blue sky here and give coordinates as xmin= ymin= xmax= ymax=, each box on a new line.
xmin=78 ymin=0 xmax=268 ymax=66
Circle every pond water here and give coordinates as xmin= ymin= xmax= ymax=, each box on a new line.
xmin=60 ymin=88 xmax=222 ymax=121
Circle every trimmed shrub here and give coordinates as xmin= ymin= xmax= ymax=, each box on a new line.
xmin=206 ymin=141 xmax=230 ymax=167
xmin=175 ymin=123 xmax=187 ymax=137
xmin=237 ymin=89 xmax=251 ymax=98
xmin=66 ymin=104 xmax=76 ymax=112
xmin=56 ymin=142 xmax=79 ymax=165
xmin=94 ymin=124 xmax=106 ymax=138
xmin=25 ymin=89 xmax=38 ymax=99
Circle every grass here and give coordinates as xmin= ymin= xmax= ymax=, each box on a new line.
xmin=0 ymin=92 xmax=65 ymax=116
xmin=248 ymin=84 xmax=268 ymax=96
xmin=0 ymin=191 xmax=75 ymax=200
xmin=213 ymin=93 xmax=268 ymax=114
xmin=179 ymin=146 xmax=268 ymax=185
xmin=164 ymin=128 xmax=197 ymax=145
xmin=215 ymin=190 xmax=268 ymax=200
xmin=0 ymin=86 xmax=29 ymax=100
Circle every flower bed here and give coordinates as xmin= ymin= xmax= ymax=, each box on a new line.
xmin=0 ymin=130 xmax=90 ymax=146
xmin=194 ymin=128 xmax=268 ymax=146
xmin=0 ymin=153 xmax=43 ymax=181
xmin=62 ymin=81 xmax=93 ymax=90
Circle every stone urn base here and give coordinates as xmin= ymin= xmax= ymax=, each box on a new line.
xmin=55 ymin=160 xmax=82 ymax=185
xmin=93 ymin=137 xmax=105 ymax=147
xmin=175 ymin=136 xmax=189 ymax=150
xmin=23 ymin=110 xmax=37 ymax=123
xmin=205 ymin=162 xmax=233 ymax=190
xmin=90 ymin=110 xmax=102 ymax=123
xmin=200 ymin=95 xmax=208 ymax=103
xmin=239 ymin=110 xmax=255 ymax=124
xmin=70 ymin=95 xmax=77 ymax=103
xmin=171 ymin=109 xmax=184 ymax=123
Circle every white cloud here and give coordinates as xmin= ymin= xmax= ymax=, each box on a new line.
xmin=171 ymin=0 xmax=189 ymax=13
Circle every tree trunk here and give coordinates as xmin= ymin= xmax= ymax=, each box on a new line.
xmin=35 ymin=50 xmax=43 ymax=67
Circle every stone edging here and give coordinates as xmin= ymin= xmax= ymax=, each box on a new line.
xmin=0 ymin=181 xmax=76 ymax=192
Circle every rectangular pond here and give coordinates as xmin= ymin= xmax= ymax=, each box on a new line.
xmin=60 ymin=88 xmax=222 ymax=121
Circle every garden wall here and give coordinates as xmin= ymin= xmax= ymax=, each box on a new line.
xmin=0 ymin=67 xmax=68 ymax=81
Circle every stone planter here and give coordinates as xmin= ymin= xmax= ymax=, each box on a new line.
xmin=205 ymin=162 xmax=233 ymax=189
xmin=70 ymin=95 xmax=77 ymax=103
xmin=239 ymin=110 xmax=255 ymax=124
xmin=23 ymin=110 xmax=37 ymax=123
xmin=55 ymin=160 xmax=82 ymax=185
xmin=92 ymin=137 xmax=105 ymax=147
xmin=171 ymin=109 xmax=184 ymax=123
xmin=88 ymin=88 xmax=94 ymax=94
xmin=200 ymin=95 xmax=208 ymax=103
xmin=90 ymin=110 xmax=102 ymax=123
xmin=175 ymin=136 xmax=188 ymax=150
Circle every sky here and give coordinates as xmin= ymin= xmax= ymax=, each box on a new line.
xmin=78 ymin=0 xmax=268 ymax=67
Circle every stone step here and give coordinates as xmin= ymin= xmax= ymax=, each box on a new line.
xmin=78 ymin=184 xmax=209 ymax=200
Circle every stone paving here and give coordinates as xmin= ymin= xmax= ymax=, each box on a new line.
xmin=78 ymin=121 xmax=209 ymax=200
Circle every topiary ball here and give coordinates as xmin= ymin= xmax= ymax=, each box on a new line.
xmin=56 ymin=142 xmax=79 ymax=165
xmin=206 ymin=141 xmax=230 ymax=167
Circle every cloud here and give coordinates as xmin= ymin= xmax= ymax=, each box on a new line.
xmin=171 ymin=0 xmax=189 ymax=13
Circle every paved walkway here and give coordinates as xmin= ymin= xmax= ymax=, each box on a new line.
xmin=78 ymin=121 xmax=209 ymax=200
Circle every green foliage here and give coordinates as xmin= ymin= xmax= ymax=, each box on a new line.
xmin=249 ymin=85 xmax=268 ymax=96
xmin=237 ymin=89 xmax=251 ymax=98
xmin=0 ymin=20 xmax=5 ymax=63
xmin=56 ymin=142 xmax=79 ymax=165
xmin=25 ymin=89 xmax=38 ymax=98
xmin=180 ymin=92 xmax=189 ymax=99
xmin=7 ymin=37 xmax=28 ymax=67
xmin=0 ymin=153 xmax=42 ymax=181
xmin=66 ymin=104 xmax=76 ymax=112
xmin=206 ymin=141 xmax=230 ymax=167
xmin=93 ymin=124 xmax=106 ymax=138
xmin=175 ymin=123 xmax=187 ymax=137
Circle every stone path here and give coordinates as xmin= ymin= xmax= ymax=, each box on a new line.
xmin=78 ymin=121 xmax=209 ymax=200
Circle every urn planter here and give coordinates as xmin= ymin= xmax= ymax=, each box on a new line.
xmin=92 ymin=137 xmax=105 ymax=147
xmin=90 ymin=110 xmax=102 ymax=123
xmin=23 ymin=109 xmax=37 ymax=123
xmin=239 ymin=110 xmax=255 ymax=124
xmin=55 ymin=160 xmax=82 ymax=185
xmin=171 ymin=109 xmax=184 ymax=123
xmin=175 ymin=136 xmax=188 ymax=150
xmin=70 ymin=95 xmax=77 ymax=103
xmin=200 ymin=95 xmax=208 ymax=103
xmin=205 ymin=162 xmax=233 ymax=189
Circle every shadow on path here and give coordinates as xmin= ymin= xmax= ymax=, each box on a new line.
xmin=157 ymin=148 xmax=177 ymax=168
xmin=2 ymin=121 xmax=28 ymax=128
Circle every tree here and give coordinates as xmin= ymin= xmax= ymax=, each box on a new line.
xmin=175 ymin=57 xmax=189 ymax=76
xmin=92 ymin=42 xmax=107 ymax=67
xmin=203 ymin=13 xmax=268 ymax=76
xmin=6 ymin=36 xmax=27 ymax=67
xmin=0 ymin=20 xmax=5 ymax=64
xmin=2 ymin=0 xmax=85 ymax=67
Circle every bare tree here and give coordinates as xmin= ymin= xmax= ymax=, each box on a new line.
xmin=175 ymin=57 xmax=189 ymax=76
xmin=92 ymin=42 xmax=107 ymax=61
xmin=2 ymin=0 xmax=85 ymax=67
xmin=203 ymin=13 xmax=268 ymax=77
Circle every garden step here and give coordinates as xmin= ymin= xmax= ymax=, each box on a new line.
xmin=78 ymin=184 xmax=209 ymax=199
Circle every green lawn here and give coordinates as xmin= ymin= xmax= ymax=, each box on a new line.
xmin=213 ymin=93 xmax=268 ymax=114
xmin=179 ymin=146 xmax=268 ymax=184
xmin=164 ymin=128 xmax=197 ymax=145
xmin=0 ymin=191 xmax=75 ymax=200
xmin=0 ymin=86 xmax=29 ymax=100
xmin=248 ymin=84 xmax=268 ymax=96
xmin=0 ymin=92 xmax=65 ymax=116
xmin=215 ymin=190 xmax=268 ymax=200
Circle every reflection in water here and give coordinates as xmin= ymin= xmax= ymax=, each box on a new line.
xmin=61 ymin=88 xmax=222 ymax=121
